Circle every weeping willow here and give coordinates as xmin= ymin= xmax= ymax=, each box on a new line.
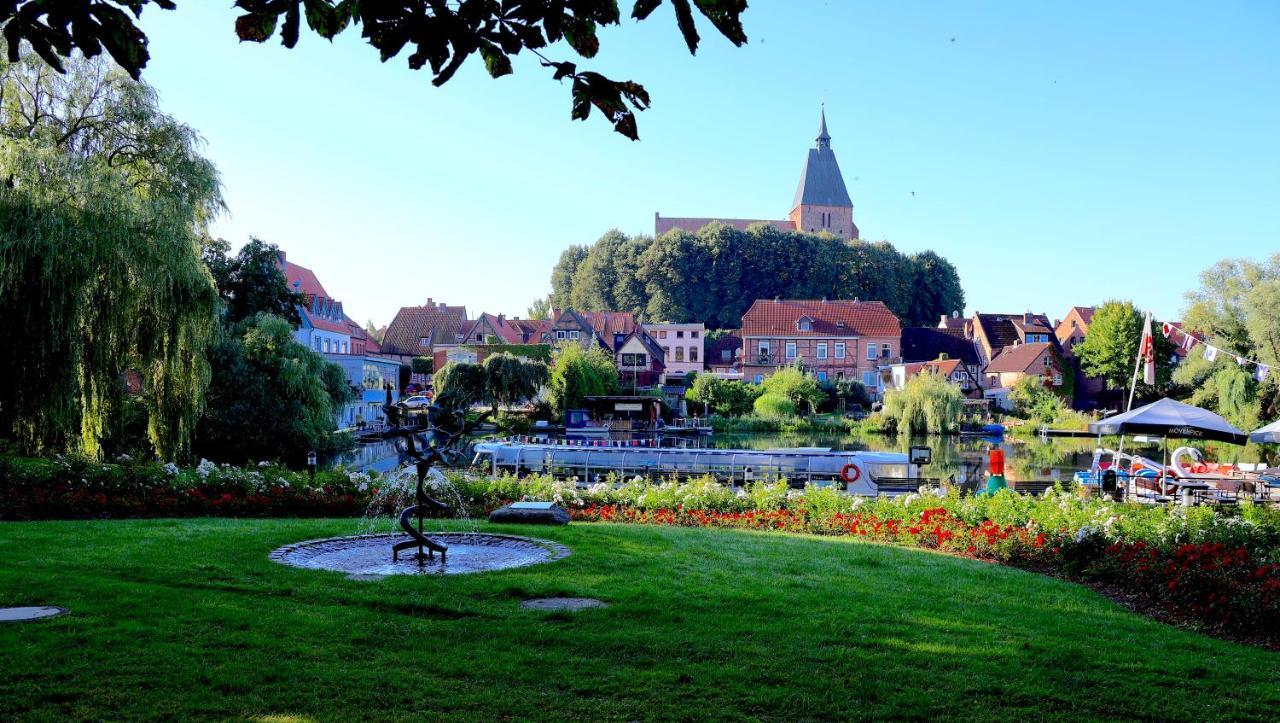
xmin=882 ymin=371 xmax=964 ymax=436
xmin=0 ymin=52 xmax=221 ymax=460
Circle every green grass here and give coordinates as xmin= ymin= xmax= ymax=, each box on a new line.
xmin=1 ymin=519 xmax=1276 ymax=721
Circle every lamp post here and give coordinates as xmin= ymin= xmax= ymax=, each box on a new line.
xmin=307 ymin=449 xmax=317 ymax=481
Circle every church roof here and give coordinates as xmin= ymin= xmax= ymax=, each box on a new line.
xmin=792 ymin=108 xmax=852 ymax=210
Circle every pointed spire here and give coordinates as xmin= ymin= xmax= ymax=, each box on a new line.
xmin=816 ymin=103 xmax=830 ymax=149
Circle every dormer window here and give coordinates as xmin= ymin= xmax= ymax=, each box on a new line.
xmin=796 ymin=316 xmax=814 ymax=332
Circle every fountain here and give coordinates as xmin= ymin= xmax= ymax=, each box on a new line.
xmin=270 ymin=388 xmax=570 ymax=577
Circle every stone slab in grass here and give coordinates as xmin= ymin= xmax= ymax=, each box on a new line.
xmin=489 ymin=501 xmax=570 ymax=525
xmin=520 ymin=597 xmax=607 ymax=611
xmin=0 ymin=606 xmax=67 ymax=622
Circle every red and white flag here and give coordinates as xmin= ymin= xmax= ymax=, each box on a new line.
xmin=1161 ymin=321 xmax=1174 ymax=338
xmin=1140 ymin=314 xmax=1156 ymax=385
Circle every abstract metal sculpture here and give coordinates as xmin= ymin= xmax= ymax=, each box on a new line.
xmin=379 ymin=385 xmax=488 ymax=565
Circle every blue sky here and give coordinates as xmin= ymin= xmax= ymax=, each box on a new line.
xmin=138 ymin=2 xmax=1279 ymax=327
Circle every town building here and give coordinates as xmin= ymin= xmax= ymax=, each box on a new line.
xmin=322 ymin=352 xmax=403 ymax=429
xmin=540 ymin=309 xmax=638 ymax=350
xmin=982 ymin=342 xmax=1066 ymax=410
xmin=740 ymin=299 xmax=901 ymax=395
xmin=1055 ymin=306 xmax=1096 ymax=357
xmin=971 ymin=312 xmax=1057 ymax=365
xmin=655 ymin=107 xmax=859 ymax=240
xmin=885 ymin=327 xmax=984 ymax=396
xmin=705 ymin=331 xmax=743 ymax=378
xmin=615 ymin=330 xmax=668 ymax=390
xmin=280 ymin=254 xmax=367 ymax=355
xmin=380 ymin=298 xmax=470 ymax=362
xmin=643 ymin=322 xmax=704 ymax=378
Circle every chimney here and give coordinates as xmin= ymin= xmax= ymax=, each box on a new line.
xmin=439 ymin=303 xmax=446 ymax=311
xmin=426 ymin=297 xmax=433 ymax=306
xmin=1023 ymin=311 xmax=1033 ymax=325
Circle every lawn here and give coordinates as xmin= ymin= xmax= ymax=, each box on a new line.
xmin=0 ymin=519 xmax=1276 ymax=721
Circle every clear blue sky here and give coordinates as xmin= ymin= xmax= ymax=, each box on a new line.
xmin=138 ymin=1 xmax=1279 ymax=327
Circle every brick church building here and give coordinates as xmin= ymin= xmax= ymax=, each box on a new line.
xmin=654 ymin=107 xmax=858 ymax=239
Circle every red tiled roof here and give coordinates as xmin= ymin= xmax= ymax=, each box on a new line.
xmin=656 ymin=215 xmax=794 ymax=236
xmin=282 ymin=261 xmax=328 ymax=298
xmin=923 ymin=358 xmax=963 ymax=376
xmin=984 ymin=342 xmax=1055 ymax=374
xmin=382 ymin=303 xmax=469 ymax=355
xmin=741 ymin=300 xmax=901 ymax=338
xmin=575 ymin=310 xmax=638 ymax=336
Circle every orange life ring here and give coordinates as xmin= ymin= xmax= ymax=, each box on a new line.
xmin=841 ymin=463 xmax=861 ymax=483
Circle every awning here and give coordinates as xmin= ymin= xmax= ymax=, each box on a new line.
xmin=1088 ymin=398 xmax=1247 ymax=445
xmin=1250 ymin=419 xmax=1280 ymax=444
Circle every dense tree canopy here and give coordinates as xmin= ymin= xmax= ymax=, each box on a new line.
xmin=1074 ymin=300 xmax=1176 ymax=395
xmin=1 ymin=0 xmax=748 ymax=139
xmin=550 ymin=224 xmax=965 ymax=328
xmin=1173 ymin=255 xmax=1280 ymax=429
xmin=202 ymin=236 xmax=302 ymax=326
xmin=547 ymin=343 xmax=618 ymax=414
xmin=195 ymin=314 xmax=353 ymax=464
xmin=0 ymin=51 xmax=220 ymax=460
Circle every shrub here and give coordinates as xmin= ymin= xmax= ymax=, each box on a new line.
xmin=753 ymin=393 xmax=798 ymax=418
xmin=882 ymin=372 xmax=963 ymax=434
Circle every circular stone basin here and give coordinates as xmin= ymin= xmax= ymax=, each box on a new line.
xmin=0 ymin=606 xmax=67 ymax=623
xmin=270 ymin=532 xmax=570 ymax=576
xmin=521 ymin=597 xmax=608 ymax=611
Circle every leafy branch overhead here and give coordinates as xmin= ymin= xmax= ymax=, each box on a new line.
xmin=1 ymin=0 xmax=749 ymax=139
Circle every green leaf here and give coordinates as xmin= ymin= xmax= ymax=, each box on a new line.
xmin=281 ymin=4 xmax=301 ymax=48
xmin=670 ymin=0 xmax=699 ymax=54
xmin=478 ymin=41 xmax=513 ymax=79
xmin=632 ymin=0 xmax=663 ymax=21
xmin=235 ymin=12 xmax=279 ymax=43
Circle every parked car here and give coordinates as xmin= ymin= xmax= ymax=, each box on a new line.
xmin=401 ymin=394 xmax=433 ymax=409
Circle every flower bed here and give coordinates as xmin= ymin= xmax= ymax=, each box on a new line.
xmin=4 ymin=455 xmax=1279 ymax=637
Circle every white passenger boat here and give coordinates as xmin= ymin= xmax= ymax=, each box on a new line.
xmin=472 ymin=439 xmax=919 ymax=495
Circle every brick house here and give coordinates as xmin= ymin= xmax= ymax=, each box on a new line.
xmin=983 ymin=342 xmax=1066 ymax=391
xmin=540 ymin=309 xmax=637 ymax=350
xmin=887 ymin=327 xmax=984 ymax=396
xmin=380 ymin=298 xmax=470 ymax=362
xmin=971 ymin=312 xmax=1057 ymax=365
xmin=705 ymin=331 xmax=743 ymax=378
xmin=740 ymin=299 xmax=901 ymax=395
xmin=643 ymin=322 xmax=704 ymax=378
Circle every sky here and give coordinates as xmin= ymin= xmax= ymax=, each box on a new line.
xmin=137 ymin=1 xmax=1280 ymax=327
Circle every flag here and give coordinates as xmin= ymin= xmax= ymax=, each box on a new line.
xmin=1140 ymin=313 xmax=1156 ymax=385
xmin=1182 ymin=333 xmax=1196 ymax=351
xmin=1237 ymin=356 xmax=1248 ymax=366
xmin=1258 ymin=365 xmax=1271 ymax=382
xmin=1205 ymin=345 xmax=1218 ymax=362
xmin=1161 ymin=321 xmax=1173 ymax=338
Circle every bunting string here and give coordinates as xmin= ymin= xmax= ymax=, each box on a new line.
xmin=1159 ymin=321 xmax=1271 ymax=382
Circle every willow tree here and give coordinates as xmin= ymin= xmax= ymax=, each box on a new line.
xmin=0 ymin=51 xmax=221 ymax=460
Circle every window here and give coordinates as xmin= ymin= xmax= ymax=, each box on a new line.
xmin=867 ymin=343 xmax=878 ymax=360
xmin=721 ymin=349 xmax=732 ymax=362
xmin=569 ymin=330 xmax=580 ymax=339
xmin=835 ymin=342 xmax=846 ymax=359
xmin=1052 ymin=373 xmax=1063 ymax=386
xmin=676 ymin=330 xmax=684 ymax=338
xmin=556 ymin=330 xmax=566 ymax=340
xmin=620 ymin=353 xmax=646 ymax=367
xmin=754 ymin=374 xmax=764 ymax=384
xmin=816 ymin=343 xmax=828 ymax=359
xmin=785 ymin=342 xmax=797 ymax=359
xmin=758 ymin=341 xmax=770 ymax=360
xmin=658 ymin=330 xmax=667 ymax=339
xmin=690 ymin=347 xmax=698 ymax=362
xmin=314 ymin=338 xmax=322 ymax=351
xmin=881 ymin=344 xmax=892 ymax=359
xmin=797 ymin=319 xmax=812 ymax=332
xmin=862 ymin=371 xmax=877 ymax=387
xmin=817 ymin=371 xmax=828 ymax=382
xmin=675 ymin=347 xmax=684 ymax=362
xmin=691 ymin=331 xmax=699 ymax=338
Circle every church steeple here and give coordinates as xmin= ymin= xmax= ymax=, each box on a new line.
xmin=816 ymin=104 xmax=831 ymax=149
xmin=790 ymin=106 xmax=858 ymax=239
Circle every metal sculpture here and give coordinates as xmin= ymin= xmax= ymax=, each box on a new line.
xmin=379 ymin=385 xmax=488 ymax=565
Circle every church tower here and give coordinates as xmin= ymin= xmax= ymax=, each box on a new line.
xmin=789 ymin=107 xmax=858 ymax=239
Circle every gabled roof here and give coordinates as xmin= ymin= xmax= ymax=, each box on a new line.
xmin=382 ymin=302 xmax=469 ymax=355
xmin=550 ymin=309 xmax=638 ymax=338
xmin=1070 ymin=306 xmax=1096 ymax=326
xmin=741 ymin=299 xmax=901 ymax=338
xmin=618 ymin=330 xmax=666 ymax=368
xmin=984 ymin=342 xmax=1056 ymax=374
xmin=461 ymin=313 xmax=526 ymax=344
xmin=975 ymin=313 xmax=1054 ymax=351
xmin=923 ymin=358 xmax=964 ymax=377
xmin=900 ymin=327 xmax=979 ymax=365
xmin=791 ymin=109 xmax=852 ymax=210
xmin=282 ymin=260 xmax=328 ymax=299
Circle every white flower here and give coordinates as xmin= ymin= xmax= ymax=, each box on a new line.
xmin=162 ymin=462 xmax=180 ymax=477
xmin=115 ymin=453 xmax=132 ymax=462
xmin=258 ymin=461 xmax=270 ymax=467
xmin=195 ymin=459 xmax=217 ymax=479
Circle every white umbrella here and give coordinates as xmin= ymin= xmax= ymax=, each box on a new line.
xmin=1250 ymin=419 xmax=1280 ymax=444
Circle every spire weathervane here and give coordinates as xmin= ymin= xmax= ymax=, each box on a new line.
xmin=816 ymin=104 xmax=830 ymax=149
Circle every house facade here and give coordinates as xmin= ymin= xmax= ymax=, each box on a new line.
xmin=643 ymin=322 xmax=704 ymax=378
xmin=705 ymin=331 xmax=743 ymax=378
xmin=380 ymin=298 xmax=470 ymax=362
xmin=1055 ymin=306 xmax=1095 ymax=357
xmin=616 ymin=331 xmax=667 ymax=389
xmin=740 ymin=299 xmax=901 ymax=395
xmin=971 ymin=312 xmax=1057 ymax=365
xmin=982 ymin=342 xmax=1066 ymax=391
xmin=280 ymin=255 xmax=363 ymax=355
xmin=321 ymin=353 xmax=404 ymax=429
xmin=886 ymin=327 xmax=984 ymax=396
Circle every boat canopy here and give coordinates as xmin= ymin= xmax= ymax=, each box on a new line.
xmin=1088 ymin=398 xmax=1247 ymax=444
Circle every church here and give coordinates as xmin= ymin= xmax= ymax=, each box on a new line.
xmin=654 ymin=107 xmax=859 ymax=239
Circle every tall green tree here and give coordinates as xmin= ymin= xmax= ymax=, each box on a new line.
xmin=547 ymin=343 xmax=618 ymax=414
xmin=549 ymin=245 xmax=588 ymax=309
xmin=1 ymin=1 xmax=748 ymax=140
xmin=526 ymin=296 xmax=553 ymax=320
xmin=202 ymin=236 xmax=302 ymax=326
xmin=1075 ymin=300 xmax=1175 ymax=394
xmin=482 ymin=353 xmax=549 ymax=415
xmin=432 ymin=361 xmax=489 ymax=410
xmin=0 ymin=51 xmax=220 ymax=460
xmin=195 ymin=314 xmax=353 ymax=465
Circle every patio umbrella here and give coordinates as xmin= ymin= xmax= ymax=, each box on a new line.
xmin=1089 ymin=398 xmax=1248 ymax=444
xmin=1250 ymin=419 xmax=1280 ymax=444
